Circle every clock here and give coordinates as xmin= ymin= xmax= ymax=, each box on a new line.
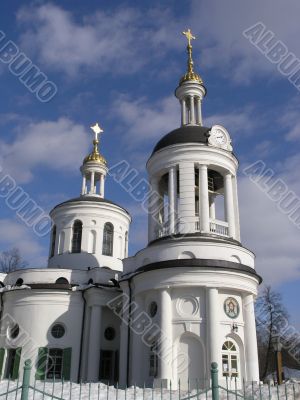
xmin=224 ymin=297 xmax=240 ymax=319
xmin=208 ymin=125 xmax=232 ymax=151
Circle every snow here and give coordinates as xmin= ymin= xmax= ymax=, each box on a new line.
xmin=0 ymin=380 xmax=299 ymax=399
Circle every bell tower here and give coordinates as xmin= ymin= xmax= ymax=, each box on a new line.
xmin=120 ymin=30 xmax=261 ymax=389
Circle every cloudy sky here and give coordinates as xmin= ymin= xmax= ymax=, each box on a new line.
xmin=0 ymin=0 xmax=299 ymax=329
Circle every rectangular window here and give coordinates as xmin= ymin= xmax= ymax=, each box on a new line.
xmin=149 ymin=343 xmax=158 ymax=377
xmin=47 ymin=349 xmax=63 ymax=379
xmin=99 ymin=350 xmax=117 ymax=382
xmin=5 ymin=349 xmax=16 ymax=379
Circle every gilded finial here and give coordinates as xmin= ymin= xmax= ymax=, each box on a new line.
xmin=180 ymin=28 xmax=203 ymax=85
xmin=83 ymin=123 xmax=107 ymax=165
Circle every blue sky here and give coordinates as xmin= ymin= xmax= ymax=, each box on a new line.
xmin=0 ymin=1 xmax=299 ymax=329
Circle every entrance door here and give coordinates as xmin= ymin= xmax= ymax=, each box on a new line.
xmin=178 ymin=334 xmax=204 ymax=390
xmin=99 ymin=350 xmax=118 ymax=383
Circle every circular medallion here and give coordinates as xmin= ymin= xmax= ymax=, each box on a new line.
xmin=224 ymin=297 xmax=240 ymax=319
xmin=177 ymin=296 xmax=199 ymax=317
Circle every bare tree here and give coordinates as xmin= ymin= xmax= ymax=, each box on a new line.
xmin=255 ymin=285 xmax=289 ymax=380
xmin=0 ymin=248 xmax=28 ymax=273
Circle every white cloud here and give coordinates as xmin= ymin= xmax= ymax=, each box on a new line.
xmin=0 ymin=117 xmax=90 ymax=183
xmin=16 ymin=3 xmax=182 ymax=78
xmin=0 ymin=219 xmax=47 ymax=267
xmin=113 ymin=95 xmax=179 ymax=147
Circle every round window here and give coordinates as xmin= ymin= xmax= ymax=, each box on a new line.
xmin=51 ymin=324 xmax=65 ymax=339
xmin=149 ymin=302 xmax=158 ymax=317
xmin=104 ymin=327 xmax=115 ymax=341
xmin=9 ymin=324 xmax=19 ymax=339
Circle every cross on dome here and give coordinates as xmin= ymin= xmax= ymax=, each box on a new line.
xmin=182 ymin=29 xmax=196 ymax=47
xmin=90 ymin=122 xmax=104 ymax=142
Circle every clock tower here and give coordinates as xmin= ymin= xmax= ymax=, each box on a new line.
xmin=119 ymin=30 xmax=261 ymax=389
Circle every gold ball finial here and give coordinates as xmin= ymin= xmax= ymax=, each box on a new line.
xmin=180 ymin=28 xmax=203 ymax=85
xmin=83 ymin=122 xmax=107 ymax=165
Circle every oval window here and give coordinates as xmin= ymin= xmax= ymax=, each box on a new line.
xmin=149 ymin=302 xmax=158 ymax=317
xmin=9 ymin=324 xmax=19 ymax=339
xmin=104 ymin=327 xmax=115 ymax=341
xmin=51 ymin=324 xmax=65 ymax=339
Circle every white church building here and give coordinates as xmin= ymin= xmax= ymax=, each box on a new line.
xmin=0 ymin=31 xmax=261 ymax=389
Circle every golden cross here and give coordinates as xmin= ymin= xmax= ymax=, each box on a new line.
xmin=182 ymin=29 xmax=196 ymax=47
xmin=90 ymin=122 xmax=104 ymax=142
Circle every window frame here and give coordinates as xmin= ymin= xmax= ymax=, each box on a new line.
xmin=102 ymin=223 xmax=114 ymax=256
xmin=71 ymin=220 xmax=83 ymax=254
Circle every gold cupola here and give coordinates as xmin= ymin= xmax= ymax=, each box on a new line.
xmin=83 ymin=123 xmax=107 ymax=165
xmin=179 ymin=29 xmax=203 ymax=85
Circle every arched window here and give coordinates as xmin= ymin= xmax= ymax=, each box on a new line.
xmin=102 ymin=223 xmax=114 ymax=256
xmin=222 ymin=340 xmax=239 ymax=378
xmin=71 ymin=220 xmax=82 ymax=253
xmin=50 ymin=225 xmax=56 ymax=258
xmin=56 ymin=277 xmax=69 ymax=285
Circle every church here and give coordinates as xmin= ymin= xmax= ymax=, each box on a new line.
xmin=0 ymin=30 xmax=261 ymax=389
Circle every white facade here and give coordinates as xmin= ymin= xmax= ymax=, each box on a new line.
xmin=0 ymin=40 xmax=261 ymax=389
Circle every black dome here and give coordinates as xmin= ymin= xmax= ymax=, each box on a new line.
xmin=152 ymin=125 xmax=211 ymax=155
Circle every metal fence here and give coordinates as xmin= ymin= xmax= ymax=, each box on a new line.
xmin=0 ymin=360 xmax=299 ymax=400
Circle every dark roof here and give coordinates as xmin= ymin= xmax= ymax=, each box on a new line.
xmin=52 ymin=196 xmax=130 ymax=215
xmin=152 ymin=125 xmax=211 ymax=155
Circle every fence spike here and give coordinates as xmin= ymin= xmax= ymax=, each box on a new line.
xmin=20 ymin=360 xmax=32 ymax=400
xmin=211 ymin=362 xmax=219 ymax=400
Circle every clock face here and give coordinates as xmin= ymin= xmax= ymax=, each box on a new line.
xmin=215 ymin=129 xmax=227 ymax=145
xmin=224 ymin=297 xmax=240 ymax=319
xmin=208 ymin=125 xmax=232 ymax=151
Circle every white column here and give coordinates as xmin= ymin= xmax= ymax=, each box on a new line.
xmin=131 ymin=295 xmax=145 ymax=386
xmin=81 ymin=175 xmax=87 ymax=195
xmin=190 ymin=96 xmax=195 ymax=124
xmin=168 ymin=167 xmax=177 ymax=235
xmin=232 ymin=176 xmax=241 ymax=241
xmin=224 ymin=173 xmax=236 ymax=238
xmin=243 ymin=294 xmax=260 ymax=382
xmin=199 ymin=165 xmax=210 ymax=232
xmin=207 ymin=288 xmax=219 ymax=365
xmin=209 ymin=195 xmax=216 ymax=220
xmin=196 ymin=97 xmax=202 ymax=125
xmin=100 ymin=175 xmax=105 ymax=197
xmin=181 ymin=99 xmax=187 ymax=126
xmin=179 ymin=162 xmax=196 ymax=234
xmin=90 ymin=172 xmax=95 ymax=194
xmin=119 ymin=285 xmax=130 ymax=387
xmin=87 ymin=305 xmax=102 ymax=381
xmin=159 ymin=289 xmax=173 ymax=386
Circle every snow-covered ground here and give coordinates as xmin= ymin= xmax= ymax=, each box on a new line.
xmin=0 ymin=381 xmax=299 ymax=399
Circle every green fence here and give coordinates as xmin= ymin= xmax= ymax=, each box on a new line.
xmin=0 ymin=360 xmax=299 ymax=400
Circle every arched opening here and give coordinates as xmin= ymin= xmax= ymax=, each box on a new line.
xmin=55 ymin=277 xmax=69 ymax=285
xmin=50 ymin=225 xmax=56 ymax=258
xmin=177 ymin=333 xmax=205 ymax=390
xmin=71 ymin=220 xmax=83 ymax=253
xmin=102 ymin=222 xmax=114 ymax=256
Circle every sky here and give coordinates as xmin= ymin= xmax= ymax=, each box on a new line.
xmin=0 ymin=1 xmax=299 ymax=329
